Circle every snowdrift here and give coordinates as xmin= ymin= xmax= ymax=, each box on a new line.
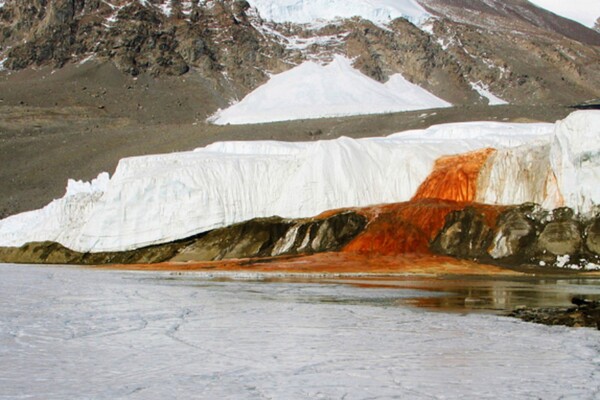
xmin=209 ymin=56 xmax=451 ymax=125
xmin=0 ymin=111 xmax=598 ymax=253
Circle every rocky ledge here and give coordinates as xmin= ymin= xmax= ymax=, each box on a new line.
xmin=2 ymin=198 xmax=599 ymax=275
xmin=0 ymin=211 xmax=367 ymax=265
xmin=432 ymin=203 xmax=600 ymax=271
xmin=508 ymin=298 xmax=600 ymax=330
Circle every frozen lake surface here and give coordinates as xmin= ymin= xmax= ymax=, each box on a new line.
xmin=1 ymin=264 xmax=599 ymax=399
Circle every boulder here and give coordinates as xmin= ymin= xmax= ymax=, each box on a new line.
xmin=585 ymin=215 xmax=600 ymax=256
xmin=487 ymin=204 xmax=540 ymax=261
xmin=535 ymin=208 xmax=582 ymax=257
xmin=431 ymin=206 xmax=492 ymax=260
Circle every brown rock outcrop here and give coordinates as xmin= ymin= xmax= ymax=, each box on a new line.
xmin=430 ymin=206 xmax=494 ymax=260
xmin=534 ymin=208 xmax=583 ymax=260
xmin=487 ymin=204 xmax=542 ymax=262
xmin=1 ymin=0 xmax=599 ymax=105
xmin=0 ymin=211 xmax=368 ymax=264
xmin=433 ymin=203 xmax=600 ymax=270
xmin=147 ymin=211 xmax=368 ymax=262
xmin=585 ymin=215 xmax=600 ymax=257
xmin=0 ymin=240 xmax=185 ymax=265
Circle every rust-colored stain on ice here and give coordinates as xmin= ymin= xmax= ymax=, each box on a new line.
xmin=413 ymin=148 xmax=496 ymax=203
xmin=344 ymin=199 xmax=505 ymax=256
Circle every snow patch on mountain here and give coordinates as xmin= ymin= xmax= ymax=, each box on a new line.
xmin=470 ymin=81 xmax=508 ymax=106
xmin=246 ymin=0 xmax=430 ymax=26
xmin=158 ymin=1 xmax=172 ymax=17
xmin=209 ymin=56 xmax=451 ymax=125
xmin=528 ymin=0 xmax=600 ymax=28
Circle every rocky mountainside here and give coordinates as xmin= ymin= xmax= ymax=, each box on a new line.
xmin=0 ymin=0 xmax=599 ymax=106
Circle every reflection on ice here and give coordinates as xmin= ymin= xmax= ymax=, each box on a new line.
xmin=0 ymin=264 xmax=599 ymax=399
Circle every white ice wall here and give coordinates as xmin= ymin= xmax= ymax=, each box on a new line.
xmin=551 ymin=110 xmax=600 ymax=214
xmin=1 ymin=112 xmax=599 ymax=253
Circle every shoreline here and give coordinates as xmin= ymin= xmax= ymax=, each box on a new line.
xmin=82 ymin=252 xmax=600 ymax=279
xmin=4 ymin=258 xmax=600 ymax=329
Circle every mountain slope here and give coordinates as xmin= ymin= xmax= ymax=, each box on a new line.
xmin=417 ymin=0 xmax=600 ymax=46
xmin=527 ymin=0 xmax=600 ymax=29
xmin=0 ymin=0 xmax=599 ymax=109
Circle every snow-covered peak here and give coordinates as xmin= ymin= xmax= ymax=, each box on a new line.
xmin=246 ymin=0 xmax=430 ymax=26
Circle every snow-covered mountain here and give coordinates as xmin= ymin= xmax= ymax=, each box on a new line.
xmin=1 ymin=111 xmax=598 ymax=253
xmin=0 ymin=0 xmax=599 ymax=116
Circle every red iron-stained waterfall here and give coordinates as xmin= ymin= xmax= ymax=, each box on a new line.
xmin=413 ymin=148 xmax=496 ymax=203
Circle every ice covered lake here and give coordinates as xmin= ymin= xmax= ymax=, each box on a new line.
xmin=1 ymin=264 xmax=599 ymax=399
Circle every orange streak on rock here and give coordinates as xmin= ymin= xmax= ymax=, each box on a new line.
xmin=344 ymin=199 xmax=505 ymax=256
xmin=413 ymin=148 xmax=496 ymax=203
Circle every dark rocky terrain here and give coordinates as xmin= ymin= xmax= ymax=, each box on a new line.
xmin=2 ymin=198 xmax=598 ymax=275
xmin=432 ymin=204 xmax=600 ymax=270
xmin=509 ymin=297 xmax=600 ymax=329
xmin=0 ymin=210 xmax=368 ymax=264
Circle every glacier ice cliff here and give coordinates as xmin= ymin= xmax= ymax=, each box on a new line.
xmin=0 ymin=111 xmax=598 ymax=253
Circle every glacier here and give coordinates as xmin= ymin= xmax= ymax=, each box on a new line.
xmin=209 ymin=56 xmax=451 ymax=125
xmin=245 ymin=0 xmax=430 ymax=26
xmin=0 ymin=111 xmax=599 ymax=253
